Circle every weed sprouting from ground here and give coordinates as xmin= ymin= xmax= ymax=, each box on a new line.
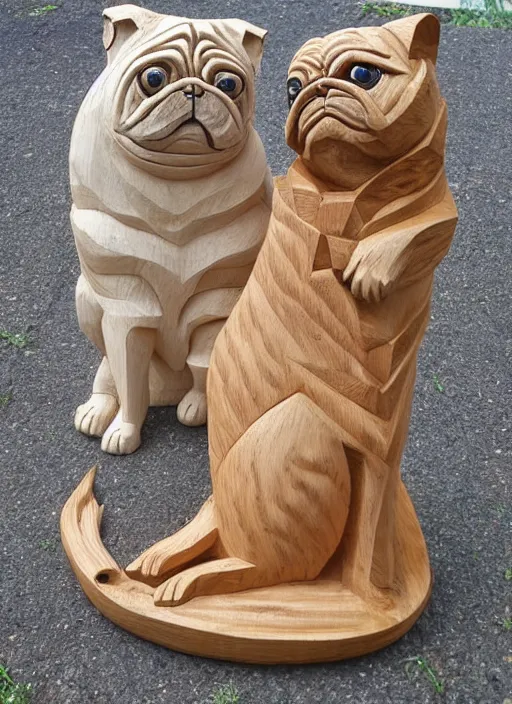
xmin=503 ymin=617 xmax=512 ymax=631
xmin=0 ymin=664 xmax=32 ymax=704
xmin=0 ymin=392 xmax=12 ymax=408
xmin=496 ymin=504 xmax=506 ymax=518
xmin=432 ymin=373 xmax=445 ymax=393
xmin=28 ymin=4 xmax=58 ymax=16
xmin=39 ymin=539 xmax=58 ymax=553
xmin=0 ymin=330 xmax=30 ymax=349
xmin=505 ymin=568 xmax=512 ymax=581
xmin=211 ymin=683 xmax=240 ymax=704
xmin=361 ymin=2 xmax=412 ymax=16
xmin=405 ymin=655 xmax=444 ymax=694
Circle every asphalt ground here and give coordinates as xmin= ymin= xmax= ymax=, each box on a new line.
xmin=0 ymin=1 xmax=511 ymax=702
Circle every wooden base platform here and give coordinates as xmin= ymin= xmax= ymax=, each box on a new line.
xmin=61 ymin=468 xmax=432 ymax=664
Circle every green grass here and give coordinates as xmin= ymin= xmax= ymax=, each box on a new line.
xmin=0 ymin=392 xmax=12 ymax=408
xmin=211 ymin=684 xmax=240 ymax=704
xmin=505 ymin=568 xmax=512 ymax=581
xmin=39 ymin=539 xmax=58 ymax=553
xmin=432 ymin=373 xmax=445 ymax=393
xmin=361 ymin=2 xmax=512 ymax=28
xmin=28 ymin=4 xmax=58 ymax=16
xmin=450 ymin=7 xmax=512 ymax=26
xmin=405 ymin=655 xmax=444 ymax=694
xmin=0 ymin=664 xmax=32 ymax=704
xmin=0 ymin=330 xmax=30 ymax=349
xmin=503 ymin=617 xmax=512 ymax=631
xmin=361 ymin=2 xmax=412 ymax=16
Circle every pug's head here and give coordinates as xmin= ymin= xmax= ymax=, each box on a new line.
xmin=285 ymin=14 xmax=443 ymax=189
xmin=101 ymin=5 xmax=266 ymax=176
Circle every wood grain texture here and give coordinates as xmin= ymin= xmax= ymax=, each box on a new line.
xmin=61 ymin=467 xmax=432 ymax=664
xmin=71 ymin=5 xmax=272 ymax=454
xmin=62 ymin=13 xmax=457 ymax=662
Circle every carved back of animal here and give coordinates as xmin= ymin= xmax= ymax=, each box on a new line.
xmin=204 ymin=13 xmax=457 ymax=600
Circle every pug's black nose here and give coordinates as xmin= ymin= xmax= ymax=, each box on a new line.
xmin=183 ymin=85 xmax=204 ymax=99
xmin=316 ymin=84 xmax=329 ymax=98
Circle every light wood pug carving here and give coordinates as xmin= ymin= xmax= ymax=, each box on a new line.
xmin=62 ymin=14 xmax=458 ymax=663
xmin=70 ymin=5 xmax=272 ymax=454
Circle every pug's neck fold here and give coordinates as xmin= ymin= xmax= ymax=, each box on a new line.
xmin=287 ymin=100 xmax=448 ymax=233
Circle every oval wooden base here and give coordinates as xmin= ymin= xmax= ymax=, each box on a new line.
xmin=61 ymin=468 xmax=432 ymax=664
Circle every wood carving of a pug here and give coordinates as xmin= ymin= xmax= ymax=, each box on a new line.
xmin=126 ymin=14 xmax=457 ymax=608
xmin=70 ymin=5 xmax=272 ymax=454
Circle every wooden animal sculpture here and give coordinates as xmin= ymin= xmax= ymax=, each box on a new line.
xmin=70 ymin=5 xmax=272 ymax=454
xmin=62 ymin=13 xmax=458 ymax=663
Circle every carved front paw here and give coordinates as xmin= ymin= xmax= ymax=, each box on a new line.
xmin=101 ymin=413 xmax=141 ymax=455
xmin=75 ymin=393 xmax=118 ymax=437
xmin=343 ymin=238 xmax=403 ymax=302
xmin=177 ymin=389 xmax=207 ymax=427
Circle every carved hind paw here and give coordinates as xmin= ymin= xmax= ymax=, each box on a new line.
xmin=126 ymin=497 xmax=218 ymax=585
xmin=177 ymin=389 xmax=207 ymax=427
xmin=101 ymin=413 xmax=141 ymax=455
xmin=75 ymin=393 xmax=118 ymax=437
xmin=126 ymin=539 xmax=189 ymax=586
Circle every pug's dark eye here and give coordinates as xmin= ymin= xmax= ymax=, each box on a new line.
xmin=140 ymin=66 xmax=169 ymax=95
xmin=287 ymin=77 xmax=303 ymax=108
xmin=348 ymin=64 xmax=382 ymax=90
xmin=214 ymin=72 xmax=243 ymax=99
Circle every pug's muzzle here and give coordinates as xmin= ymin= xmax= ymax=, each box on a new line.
xmin=117 ymin=77 xmax=246 ymax=154
xmin=285 ymin=78 xmax=387 ymax=153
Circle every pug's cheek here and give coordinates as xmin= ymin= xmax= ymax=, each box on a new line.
xmin=121 ymin=94 xmax=192 ymax=143
xmin=119 ymin=81 xmax=144 ymax=125
xmin=302 ymin=118 xmax=352 ymax=159
xmin=325 ymin=96 xmax=369 ymax=132
xmin=285 ymin=121 xmax=301 ymax=154
xmin=195 ymin=94 xmax=244 ymax=150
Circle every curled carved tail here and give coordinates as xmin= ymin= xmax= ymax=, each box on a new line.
xmin=60 ymin=467 xmax=156 ymax=635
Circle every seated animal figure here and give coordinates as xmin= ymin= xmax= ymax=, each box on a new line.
xmin=70 ymin=4 xmax=272 ymax=454
xmin=125 ymin=13 xmax=457 ymax=607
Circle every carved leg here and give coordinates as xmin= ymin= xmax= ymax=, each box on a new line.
xmin=100 ymin=317 xmax=156 ymax=455
xmin=154 ymin=558 xmax=258 ymax=607
xmin=370 ymin=466 xmax=399 ymax=589
xmin=340 ymin=451 xmax=389 ymax=599
xmin=75 ymin=276 xmax=119 ymax=436
xmin=370 ymin=366 xmax=416 ymax=589
xmin=177 ymin=320 xmax=225 ymax=427
xmin=126 ymin=496 xmax=218 ymax=585
xmin=75 ymin=274 xmax=105 ymax=352
xmin=75 ymin=358 xmax=119 ymax=437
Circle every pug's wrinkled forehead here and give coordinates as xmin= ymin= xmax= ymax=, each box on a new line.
xmin=103 ymin=4 xmax=266 ymax=75
xmin=287 ymin=13 xmax=439 ymax=87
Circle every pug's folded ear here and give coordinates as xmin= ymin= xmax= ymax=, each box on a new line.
xmin=102 ymin=4 xmax=160 ymax=65
xmin=385 ymin=13 xmax=440 ymax=64
xmin=228 ymin=19 xmax=268 ymax=73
